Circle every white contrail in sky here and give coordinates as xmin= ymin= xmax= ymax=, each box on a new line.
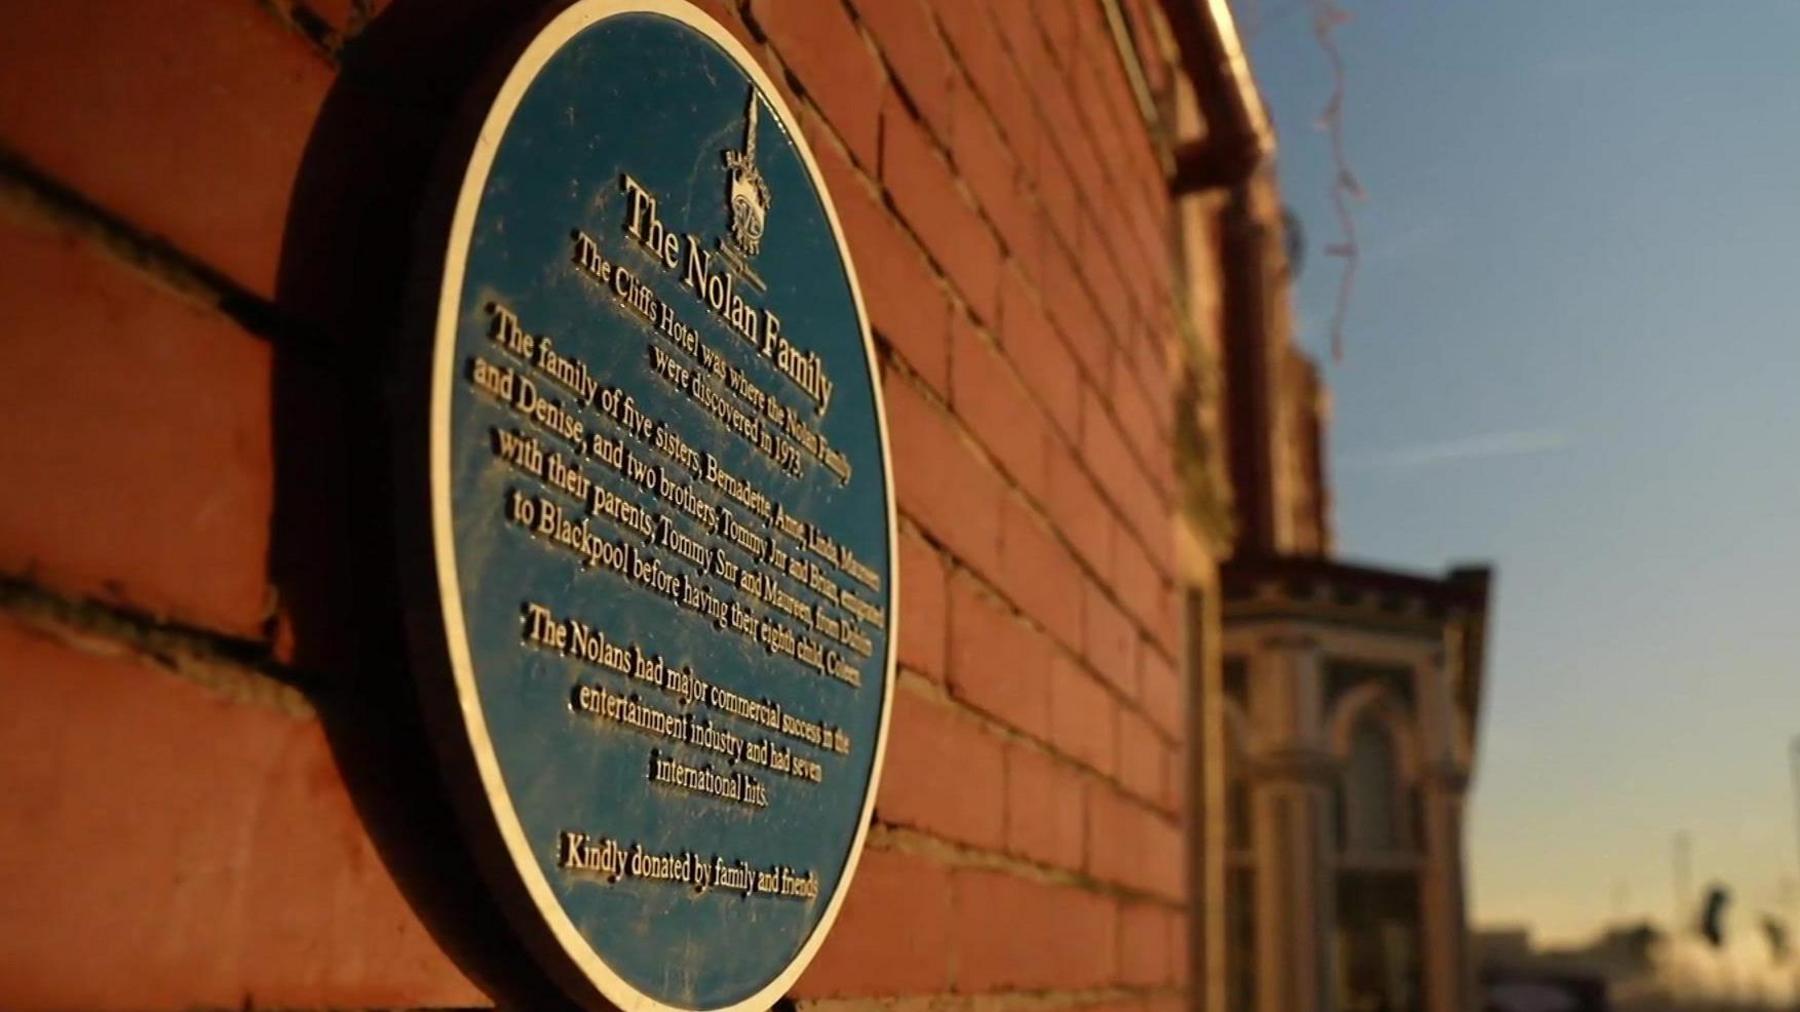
xmin=1337 ymin=429 xmax=1569 ymax=472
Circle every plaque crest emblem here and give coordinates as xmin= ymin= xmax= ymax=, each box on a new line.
xmin=722 ymin=87 xmax=771 ymax=261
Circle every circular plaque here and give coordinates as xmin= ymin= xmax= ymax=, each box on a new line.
xmin=410 ymin=3 xmax=896 ymax=1008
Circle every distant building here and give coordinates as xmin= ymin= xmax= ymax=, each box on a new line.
xmin=1475 ymin=926 xmax=1541 ymax=968
xmin=1200 ymin=170 xmax=1495 ymax=1012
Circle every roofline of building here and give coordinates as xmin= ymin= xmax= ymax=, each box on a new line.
xmin=1224 ymin=552 xmax=1496 ymax=763
xmin=1162 ymin=0 xmax=1276 ymax=193
xmin=1224 ymin=552 xmax=1493 ymax=610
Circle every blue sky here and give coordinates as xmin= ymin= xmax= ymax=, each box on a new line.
xmin=1239 ymin=1 xmax=1800 ymax=942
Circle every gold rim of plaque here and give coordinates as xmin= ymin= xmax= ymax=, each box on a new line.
xmin=422 ymin=2 xmax=899 ymax=1009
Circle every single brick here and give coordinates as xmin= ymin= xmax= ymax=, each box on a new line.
xmin=885 ymin=372 xmax=1003 ymax=578
xmin=1003 ymin=741 xmax=1084 ymax=871
xmin=998 ymin=265 xmax=1083 ymax=441
xmin=0 ymin=1 xmax=334 ymax=296
xmin=951 ymin=316 xmax=1049 ymax=496
xmin=1131 ymin=309 xmax=1180 ymax=423
xmin=1168 ymin=903 xmax=1193 ymax=986
xmin=1117 ymin=705 xmax=1167 ymax=804
xmin=1113 ymin=182 xmax=1166 ymax=285
xmin=897 ymin=527 xmax=948 ymax=681
xmin=1078 ymin=206 xmax=1143 ymax=349
xmin=1118 ymin=900 xmax=1176 ymax=987
xmin=1111 ymin=360 xmax=1174 ymax=504
xmin=1163 ymin=739 xmax=1187 ymax=816
xmin=1042 ymin=240 xmax=1115 ymax=385
xmin=792 ymin=847 xmax=953 ymax=997
xmin=750 ymin=0 xmax=885 ymax=171
xmin=1035 ymin=144 xmax=1085 ymax=257
xmin=947 ymin=572 xmax=1052 ymax=741
xmin=1111 ymin=188 xmax=1174 ymax=319
xmin=997 ymin=494 xmax=1082 ymax=653
xmin=1045 ymin=445 xmax=1114 ymax=578
xmin=1140 ymin=804 xmax=1186 ymax=902
xmin=1139 ymin=640 xmax=1184 ymax=740
xmin=1055 ymin=108 xmax=1118 ymax=239
xmin=0 ymin=203 xmax=273 ymax=637
xmin=1087 ymin=784 xmax=1184 ymax=901
xmin=1101 ymin=447 xmax=1176 ymax=582
xmin=1086 ymin=784 xmax=1136 ymax=891
xmin=876 ymin=688 xmax=1006 ymax=850
xmin=1049 ymin=652 xmax=1118 ymax=776
xmin=1083 ymin=581 xmax=1139 ymax=697
xmin=1083 ymin=384 xmax=1169 ymax=547
xmin=1155 ymin=581 xmax=1184 ymax=663
xmin=1112 ymin=529 xmax=1167 ymax=642
xmin=1129 ymin=193 xmax=1177 ymax=298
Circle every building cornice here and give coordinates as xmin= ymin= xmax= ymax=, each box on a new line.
xmin=1161 ymin=0 xmax=1275 ymax=193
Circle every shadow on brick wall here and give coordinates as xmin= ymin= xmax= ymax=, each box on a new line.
xmin=272 ymin=2 xmax=585 ymax=1008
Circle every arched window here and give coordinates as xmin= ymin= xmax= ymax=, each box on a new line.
xmin=1342 ymin=718 xmax=1406 ymax=852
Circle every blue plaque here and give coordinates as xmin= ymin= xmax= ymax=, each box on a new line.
xmin=409 ymin=3 xmax=895 ymax=1008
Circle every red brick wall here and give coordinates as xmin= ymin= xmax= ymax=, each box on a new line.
xmin=0 ymin=1 xmax=1200 ymax=1008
